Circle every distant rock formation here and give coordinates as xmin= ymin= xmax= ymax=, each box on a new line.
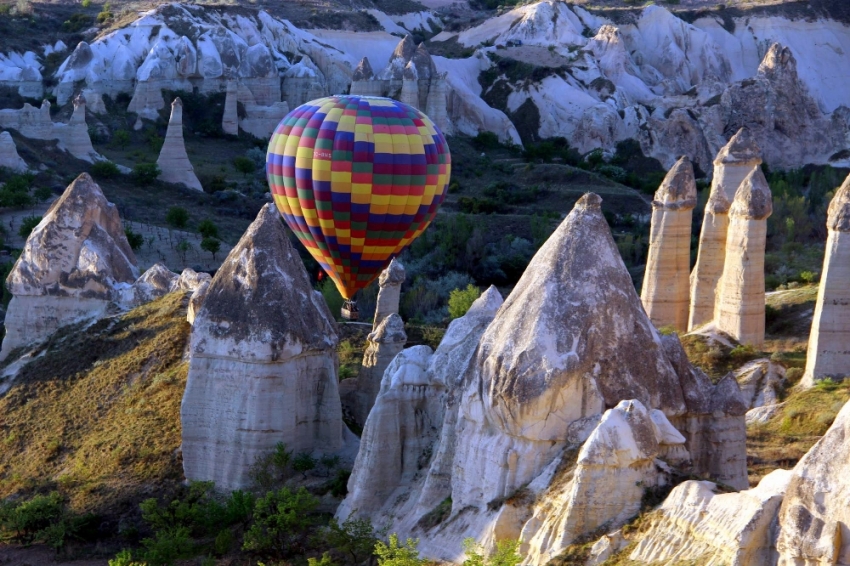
xmin=0 ymin=173 xmax=138 ymax=360
xmin=157 ymin=98 xmax=203 ymax=191
xmin=339 ymin=313 xmax=407 ymax=430
xmin=689 ymin=129 xmax=761 ymax=331
xmin=802 ymin=176 xmax=850 ymax=387
xmin=349 ymin=35 xmax=449 ymax=133
xmin=374 ymin=259 xmax=405 ymax=330
xmin=222 ymin=79 xmax=238 ymax=136
xmin=629 ymin=469 xmax=793 ymax=565
xmin=181 ymin=204 xmax=351 ymax=491
xmin=732 ymin=359 xmax=786 ymax=424
xmin=0 ymin=100 xmax=101 ymax=163
xmin=641 ymin=156 xmax=696 ymax=332
xmin=338 ymin=193 xmax=748 ymax=563
xmin=82 ymin=88 xmax=107 ymax=114
xmin=715 ymin=167 xmax=773 ymax=347
xmin=125 ymin=263 xmax=178 ymax=306
xmin=775 ymin=399 xmax=850 ymax=564
xmin=0 ymin=131 xmax=27 ymax=172
xmin=235 ymin=82 xmax=290 ymax=140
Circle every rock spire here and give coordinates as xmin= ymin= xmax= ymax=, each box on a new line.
xmin=714 ymin=167 xmax=772 ymax=347
xmin=222 ymin=79 xmax=238 ymax=136
xmin=157 ymin=97 xmax=203 ymax=191
xmin=689 ymin=128 xmax=761 ymax=330
xmin=373 ymin=259 xmax=405 ymax=329
xmin=641 ymin=156 xmax=697 ymax=331
xmin=0 ymin=131 xmax=27 ymax=172
xmin=181 ymin=204 xmax=350 ymax=490
xmin=0 ymin=173 xmax=138 ymax=360
xmin=802 ymin=175 xmax=850 ymax=387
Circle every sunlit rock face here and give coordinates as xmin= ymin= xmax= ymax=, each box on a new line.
xmin=0 ymin=174 xmax=138 ymax=360
xmin=641 ymin=156 xmax=697 ymax=332
xmin=802 ymin=175 xmax=850 ymax=388
xmin=181 ymin=204 xmax=348 ymax=491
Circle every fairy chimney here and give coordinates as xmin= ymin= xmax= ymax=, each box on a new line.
xmin=641 ymin=156 xmax=697 ymax=332
xmin=157 ymin=97 xmax=203 ymax=191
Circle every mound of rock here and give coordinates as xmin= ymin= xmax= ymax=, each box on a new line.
xmin=338 ymin=193 xmax=748 ymax=563
xmin=0 ymin=173 xmax=138 ymax=360
xmin=0 ymin=131 xmax=27 ymax=172
xmin=181 ymin=204 xmax=353 ymax=491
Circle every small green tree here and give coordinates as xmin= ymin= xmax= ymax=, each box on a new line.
xmin=233 ymin=155 xmax=256 ymax=177
xmin=292 ymin=452 xmax=316 ymax=478
xmin=200 ymin=237 xmax=220 ymax=260
xmin=132 ymin=162 xmax=160 ymax=186
xmin=113 ymin=129 xmax=130 ymax=150
xmin=308 ymin=552 xmax=338 ymax=566
xmin=33 ymin=186 xmax=53 ymax=203
xmin=242 ymin=487 xmax=319 ymax=558
xmin=92 ymin=160 xmax=120 ymax=179
xmin=448 ymin=284 xmax=481 ymax=320
xmin=18 ymin=215 xmax=42 ymax=239
xmin=125 ymin=227 xmax=144 ymax=251
xmin=323 ymin=516 xmax=382 ymax=566
xmin=166 ymin=206 xmax=189 ymax=230
xmin=197 ymin=219 xmax=219 ymax=239
xmin=374 ymin=534 xmax=426 ymax=566
xmin=462 ymin=538 xmax=522 ymax=566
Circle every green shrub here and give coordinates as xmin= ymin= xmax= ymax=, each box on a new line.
xmin=328 ymin=468 xmax=351 ymax=498
xmin=0 ymin=492 xmax=64 ymax=542
xmin=112 ymin=129 xmax=130 ymax=150
xmin=250 ymin=442 xmax=293 ymax=491
xmin=233 ymin=156 xmax=256 ymax=177
xmin=92 ymin=160 xmax=121 ymax=179
xmin=132 ymin=163 xmax=161 ymax=186
xmin=309 ymin=552 xmax=338 ymax=566
xmin=109 ymin=549 xmax=145 ymax=566
xmin=799 ymin=270 xmax=818 ymax=284
xmin=292 ymin=452 xmax=316 ymax=477
xmin=34 ymin=185 xmax=53 ymax=203
xmin=197 ymin=219 xmax=219 ymax=239
xmin=200 ymin=237 xmax=221 ymax=260
xmin=462 ymin=538 xmax=522 ymax=566
xmin=201 ymin=174 xmax=228 ymax=194
xmin=165 ymin=206 xmax=189 ymax=230
xmin=18 ymin=215 xmax=42 ymax=239
xmin=375 ymin=534 xmax=426 ymax=566
xmin=242 ymin=487 xmax=319 ymax=557
xmin=322 ymin=516 xmax=381 ymax=565
xmin=448 ymin=284 xmax=481 ymax=320
xmin=141 ymin=526 xmax=193 ymax=565
xmin=125 ymin=227 xmax=144 ymax=251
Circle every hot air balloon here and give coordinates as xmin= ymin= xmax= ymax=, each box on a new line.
xmin=266 ymin=95 xmax=451 ymax=319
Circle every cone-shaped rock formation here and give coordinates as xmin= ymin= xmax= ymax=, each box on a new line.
xmin=157 ymin=97 xmax=203 ymax=191
xmin=0 ymin=131 xmax=27 ymax=172
xmin=181 ymin=204 xmax=348 ymax=490
xmin=715 ymin=167 xmax=773 ymax=347
xmin=0 ymin=173 xmax=138 ymax=360
xmin=689 ymin=128 xmax=761 ymax=330
xmin=802 ymin=176 xmax=850 ymax=387
xmin=641 ymin=156 xmax=697 ymax=332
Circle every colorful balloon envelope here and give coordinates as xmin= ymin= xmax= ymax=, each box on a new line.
xmin=266 ymin=95 xmax=451 ymax=299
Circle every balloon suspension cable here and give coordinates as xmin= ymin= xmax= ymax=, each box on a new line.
xmin=341 ymin=299 xmax=359 ymax=321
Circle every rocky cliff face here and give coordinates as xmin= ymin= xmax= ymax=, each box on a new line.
xmin=1 ymin=173 xmax=138 ymax=360
xmin=181 ymin=204 xmax=352 ymax=491
xmin=802 ymin=175 xmax=850 ymax=387
xmin=339 ymin=193 xmax=748 ymax=562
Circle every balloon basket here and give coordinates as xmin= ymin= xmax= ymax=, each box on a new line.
xmin=341 ymin=300 xmax=359 ymax=321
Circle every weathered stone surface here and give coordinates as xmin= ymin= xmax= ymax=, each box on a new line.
xmin=715 ymin=167 xmax=773 ymax=347
xmin=222 ymin=79 xmax=238 ymax=136
xmin=374 ymin=259 xmax=405 ymax=330
xmin=689 ymin=128 xmax=761 ymax=331
xmin=0 ymin=131 xmax=27 ymax=172
xmin=125 ymin=263 xmax=178 ymax=306
xmin=181 ymin=204 xmax=348 ymax=491
xmin=641 ymin=156 xmax=697 ymax=332
xmin=156 ymin=97 xmax=203 ymax=191
xmin=187 ymin=280 xmax=210 ymax=325
xmin=352 ymin=57 xmax=374 ymax=81
xmin=776 ymin=399 xmax=850 ymax=565
xmin=802 ymin=176 xmax=850 ymax=387
xmin=339 ymin=313 xmax=407 ymax=430
xmin=521 ymin=400 xmax=685 ymax=564
xmin=733 ymin=359 xmax=786 ymax=411
xmin=0 ymin=173 xmax=138 ymax=359
xmin=630 ymin=469 xmax=793 ymax=566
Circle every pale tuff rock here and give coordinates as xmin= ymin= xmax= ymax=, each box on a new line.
xmin=126 ymin=263 xmax=179 ymax=306
xmin=641 ymin=156 xmax=697 ymax=332
xmin=337 ymin=286 xmax=502 ymax=523
xmin=181 ymin=204 xmax=348 ymax=491
xmin=127 ymin=80 xmax=166 ymax=122
xmin=776 ymin=399 xmax=850 ymax=565
xmin=222 ymin=79 xmax=238 ymax=136
xmin=715 ymin=167 xmax=773 ymax=347
xmin=352 ymin=57 xmax=375 ymax=82
xmin=82 ymin=88 xmax=107 ymax=114
xmin=186 ymin=280 xmax=210 ymax=326
xmin=338 ymin=313 xmax=407 ymax=430
xmin=0 ymin=100 xmax=101 ymax=163
xmin=802 ymin=177 xmax=850 ymax=387
xmin=174 ymin=267 xmax=212 ymax=293
xmin=0 ymin=132 xmax=27 ymax=172
xmin=733 ymin=359 xmax=786 ymax=412
xmin=629 ymin=469 xmax=793 ymax=566
xmin=157 ymin=98 xmax=203 ymax=192
xmin=0 ymin=173 xmax=138 ymax=360
xmin=521 ymin=400 xmax=686 ymax=565
xmin=689 ymin=129 xmax=761 ymax=331
xmin=374 ymin=259 xmax=405 ymax=329
xmin=339 ymin=195 xmax=748 ymax=562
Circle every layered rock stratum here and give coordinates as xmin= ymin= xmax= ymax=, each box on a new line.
xmin=181 ymin=204 xmax=352 ymax=491
xmin=0 ymin=173 xmax=138 ymax=360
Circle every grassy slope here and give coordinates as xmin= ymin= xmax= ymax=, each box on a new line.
xmin=0 ymin=292 xmax=190 ymax=520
